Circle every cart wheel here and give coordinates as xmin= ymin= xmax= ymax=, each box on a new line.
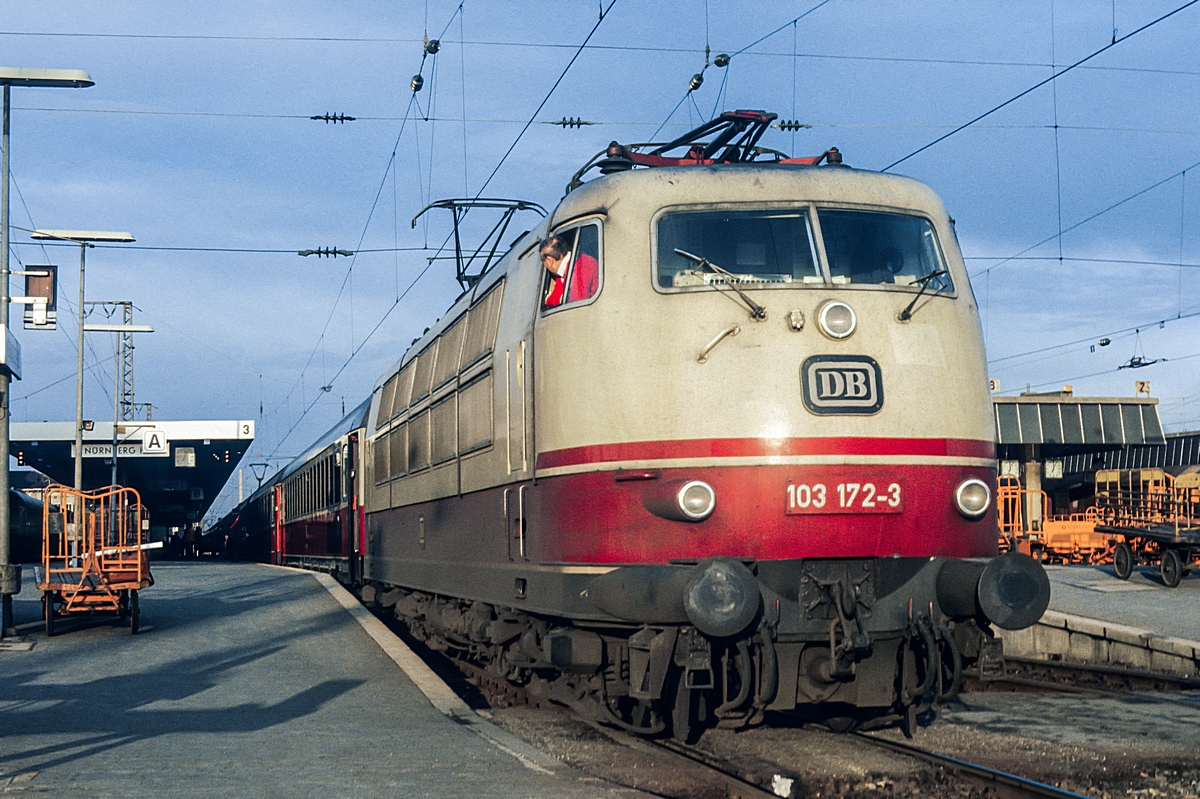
xmin=1113 ymin=542 xmax=1134 ymax=580
xmin=1160 ymin=549 xmax=1183 ymax=588
xmin=130 ymin=590 xmax=140 ymax=635
xmin=43 ymin=590 xmax=55 ymax=637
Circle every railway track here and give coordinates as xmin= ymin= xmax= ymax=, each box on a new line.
xmin=448 ymin=655 xmax=1107 ymax=799
xmin=849 ymin=732 xmax=1096 ymax=799
xmin=964 ymin=654 xmax=1200 ymax=708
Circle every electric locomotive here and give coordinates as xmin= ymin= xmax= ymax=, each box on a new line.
xmin=270 ymin=111 xmax=1051 ymax=739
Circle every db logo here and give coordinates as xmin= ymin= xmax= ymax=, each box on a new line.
xmin=801 ymin=355 xmax=884 ymax=415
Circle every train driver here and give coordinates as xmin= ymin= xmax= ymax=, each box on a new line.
xmin=541 ymin=231 xmax=599 ymax=308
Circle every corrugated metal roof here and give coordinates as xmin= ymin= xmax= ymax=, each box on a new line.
xmin=993 ymin=396 xmax=1164 ymax=447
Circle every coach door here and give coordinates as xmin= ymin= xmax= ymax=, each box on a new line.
xmin=345 ymin=435 xmax=361 ymax=584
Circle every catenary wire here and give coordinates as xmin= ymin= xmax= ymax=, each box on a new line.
xmin=265 ymin=0 xmax=619 ymax=459
xmin=882 ymin=0 xmax=1200 ymax=171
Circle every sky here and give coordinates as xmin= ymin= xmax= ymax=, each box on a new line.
xmin=2 ymin=0 xmax=1200 ymax=519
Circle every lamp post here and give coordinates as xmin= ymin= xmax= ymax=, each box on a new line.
xmin=30 ymin=231 xmax=135 ymax=493
xmin=0 ymin=67 xmax=93 ymax=640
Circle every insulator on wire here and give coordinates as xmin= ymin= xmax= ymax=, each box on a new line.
xmin=411 ymin=74 xmax=424 ymax=93
xmin=689 ymin=72 xmax=704 ymax=92
xmin=774 ymin=119 xmax=812 ymax=132
xmin=547 ymin=117 xmax=594 ymax=129
xmin=424 ymin=37 xmax=440 ymax=55
xmin=714 ymin=53 xmax=730 ymax=67
xmin=298 ymin=248 xmax=354 ymax=258
xmin=310 ymin=112 xmax=356 ymax=124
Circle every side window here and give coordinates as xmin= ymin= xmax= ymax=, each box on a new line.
xmin=541 ymin=222 xmax=601 ymax=311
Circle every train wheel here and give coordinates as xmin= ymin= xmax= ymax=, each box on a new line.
xmin=824 ymin=714 xmax=861 ymax=734
xmin=43 ymin=591 xmax=55 ymax=637
xmin=1113 ymin=543 xmax=1133 ymax=580
xmin=130 ymin=590 xmax=140 ymax=635
xmin=1160 ymin=549 xmax=1182 ymax=588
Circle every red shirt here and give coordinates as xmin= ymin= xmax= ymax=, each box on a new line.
xmin=566 ymin=253 xmax=599 ymax=303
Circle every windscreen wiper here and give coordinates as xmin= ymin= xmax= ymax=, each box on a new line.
xmin=897 ymin=269 xmax=949 ymax=321
xmin=674 ymin=248 xmax=767 ymax=320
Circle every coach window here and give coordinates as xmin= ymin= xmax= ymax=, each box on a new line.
xmin=541 ymin=222 xmax=602 ymax=312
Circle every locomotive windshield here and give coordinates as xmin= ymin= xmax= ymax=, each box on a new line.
xmin=817 ymin=209 xmax=951 ymax=291
xmin=655 ymin=207 xmax=952 ymax=293
xmin=656 ymin=210 xmax=820 ymax=288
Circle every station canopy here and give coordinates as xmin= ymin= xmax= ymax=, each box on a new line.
xmin=993 ymin=394 xmax=1164 ymax=457
xmin=11 ymin=420 xmax=254 ymax=537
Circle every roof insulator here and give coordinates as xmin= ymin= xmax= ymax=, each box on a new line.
xmin=689 ymin=72 xmax=704 ymax=92
xmin=824 ymin=147 xmax=843 ymax=165
xmin=596 ymin=141 xmax=635 ymax=174
xmin=411 ymin=74 xmax=424 ymax=93
xmin=714 ymin=53 xmax=730 ymax=67
xmin=424 ymin=38 xmax=440 ymax=55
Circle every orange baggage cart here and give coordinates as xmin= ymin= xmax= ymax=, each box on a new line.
xmin=38 ymin=485 xmax=155 ymax=635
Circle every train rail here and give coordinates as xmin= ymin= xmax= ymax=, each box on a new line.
xmin=849 ymin=732 xmax=1096 ymax=799
xmin=963 ymin=654 xmax=1200 ymax=707
xmin=447 ymin=644 xmax=1107 ymax=799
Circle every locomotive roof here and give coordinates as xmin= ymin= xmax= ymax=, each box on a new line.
xmin=551 ymin=162 xmax=949 ymax=226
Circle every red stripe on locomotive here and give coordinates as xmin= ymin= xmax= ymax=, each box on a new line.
xmin=535 ymin=462 xmax=998 ymax=563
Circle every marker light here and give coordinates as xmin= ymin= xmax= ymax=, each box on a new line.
xmin=955 ymin=478 xmax=991 ymax=519
xmin=642 ymin=479 xmax=717 ymax=522
xmin=678 ymin=480 xmax=716 ymax=520
xmin=818 ymin=301 xmax=857 ymax=339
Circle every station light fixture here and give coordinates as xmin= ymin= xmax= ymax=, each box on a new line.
xmin=0 ymin=67 xmax=94 ymax=640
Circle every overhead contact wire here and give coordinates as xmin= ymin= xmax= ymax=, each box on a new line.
xmin=883 ymin=0 xmax=1200 ymax=171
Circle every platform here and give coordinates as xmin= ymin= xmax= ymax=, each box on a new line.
xmin=1045 ymin=563 xmax=1200 ymax=641
xmin=0 ymin=563 xmax=648 ymax=799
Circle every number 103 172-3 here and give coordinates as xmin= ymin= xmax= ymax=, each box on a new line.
xmin=786 ymin=480 xmax=903 ymax=514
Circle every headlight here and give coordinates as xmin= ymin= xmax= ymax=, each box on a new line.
xmin=818 ymin=300 xmax=856 ymax=339
xmin=684 ymin=558 xmax=761 ymax=638
xmin=678 ymin=480 xmax=716 ymax=520
xmin=955 ymin=478 xmax=991 ymax=519
xmin=642 ymin=479 xmax=716 ymax=522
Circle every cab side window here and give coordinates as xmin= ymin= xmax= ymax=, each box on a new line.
xmin=541 ymin=222 xmax=602 ymax=311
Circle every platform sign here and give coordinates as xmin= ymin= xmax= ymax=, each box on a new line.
xmin=23 ymin=265 xmax=57 ymax=330
xmin=71 ymin=442 xmax=169 ymax=458
xmin=142 ymin=430 xmax=168 ymax=455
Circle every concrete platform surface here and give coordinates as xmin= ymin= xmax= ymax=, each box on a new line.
xmin=1045 ymin=562 xmax=1200 ymax=641
xmin=0 ymin=563 xmax=648 ymax=799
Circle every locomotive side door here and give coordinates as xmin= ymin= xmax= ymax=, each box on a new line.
xmin=496 ymin=243 xmax=542 ymax=561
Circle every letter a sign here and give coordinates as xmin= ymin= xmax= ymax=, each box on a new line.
xmin=142 ymin=429 xmax=169 ymax=455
